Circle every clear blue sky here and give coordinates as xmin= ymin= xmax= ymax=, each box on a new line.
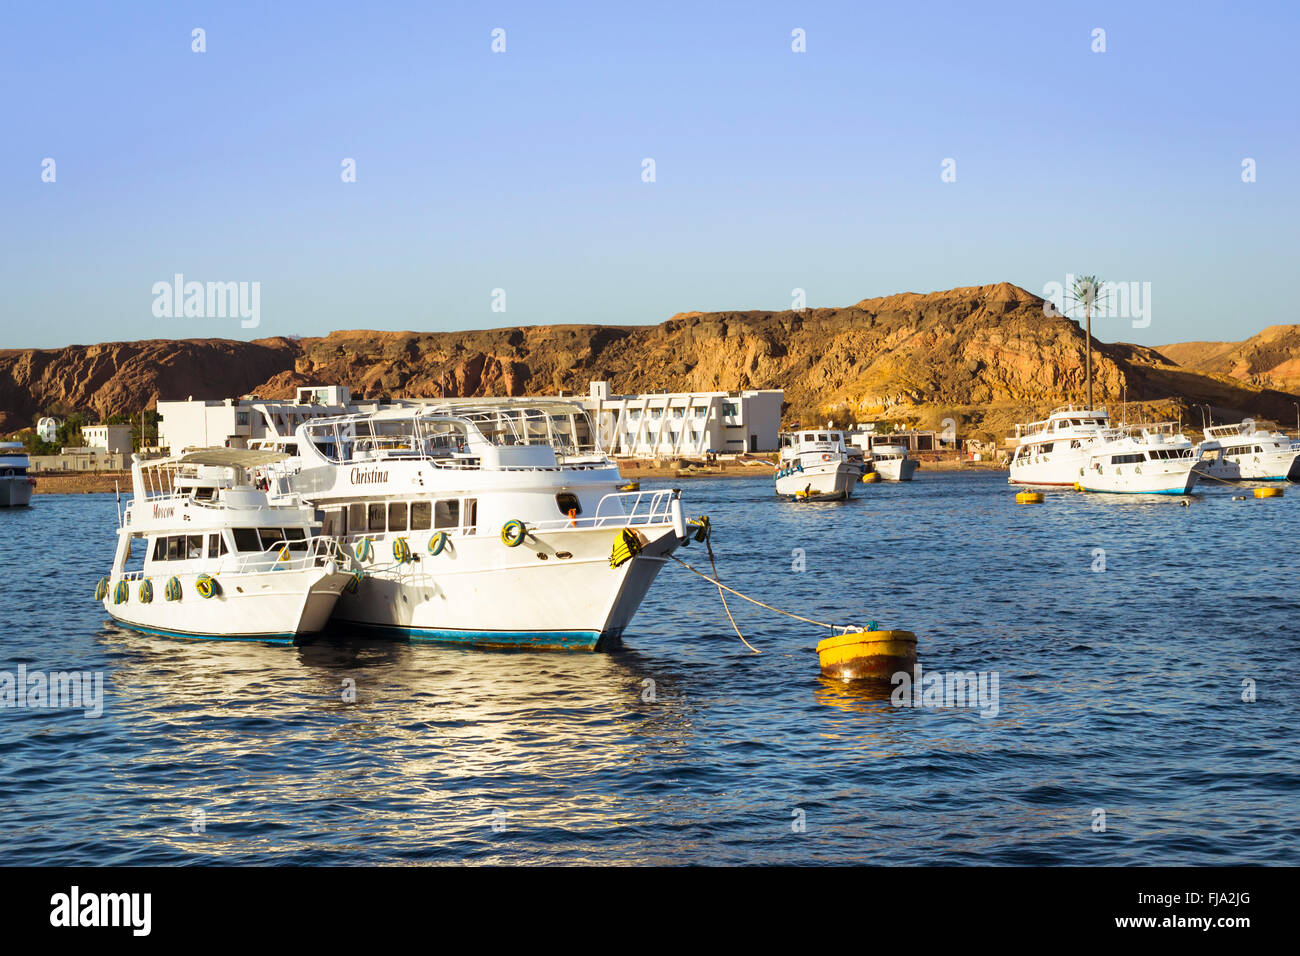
xmin=2 ymin=0 xmax=1296 ymax=349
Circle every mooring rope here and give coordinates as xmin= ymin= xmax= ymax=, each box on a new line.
xmin=670 ymin=531 xmax=848 ymax=656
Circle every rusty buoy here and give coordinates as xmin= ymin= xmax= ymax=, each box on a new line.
xmin=817 ymin=628 xmax=917 ymax=681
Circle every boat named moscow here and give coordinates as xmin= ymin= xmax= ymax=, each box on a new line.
xmin=98 ymin=450 xmax=353 ymax=642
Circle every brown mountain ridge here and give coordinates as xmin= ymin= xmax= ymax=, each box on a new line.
xmin=4 ymin=283 xmax=1299 ymax=443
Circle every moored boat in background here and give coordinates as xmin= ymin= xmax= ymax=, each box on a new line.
xmin=774 ymin=428 xmax=863 ymax=500
xmin=0 ymin=442 xmax=35 ymax=508
xmin=1196 ymin=421 xmax=1300 ymax=482
xmin=1076 ymin=423 xmax=1205 ymax=495
xmin=1008 ymin=406 xmax=1114 ymax=487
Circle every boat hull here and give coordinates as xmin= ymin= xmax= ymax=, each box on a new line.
xmin=1008 ymin=446 xmax=1093 ymax=487
xmin=1078 ymin=462 xmax=1201 ymax=495
xmin=775 ymin=462 xmax=860 ymax=500
xmin=874 ymin=459 xmax=919 ymax=481
xmin=104 ymin=566 xmax=352 ymax=643
xmin=0 ymin=478 xmax=33 ymax=508
xmin=1197 ymin=449 xmax=1300 ymax=482
xmin=329 ymin=523 xmax=681 ymax=651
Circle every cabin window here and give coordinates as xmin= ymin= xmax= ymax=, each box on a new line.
xmin=556 ymin=493 xmax=582 ymax=516
xmin=410 ymin=501 xmax=432 ymax=531
xmin=194 ymin=486 xmax=216 ymax=501
xmin=258 ymin=528 xmax=285 ymax=551
xmin=165 ymin=536 xmax=184 ymax=560
xmin=233 ymin=528 xmax=261 ymax=552
xmin=323 ymin=508 xmax=346 ymax=537
xmin=367 ymin=503 xmax=386 ymax=532
xmin=463 ymin=498 xmax=478 ymax=534
xmin=153 ymin=538 xmax=166 ymax=561
xmin=348 ymin=503 xmax=365 ymax=532
xmin=284 ymin=527 xmax=308 ymax=551
xmin=434 ymin=499 xmax=460 ymax=530
xmin=803 ymin=433 xmax=814 ymax=442
xmin=388 ymin=502 xmax=408 ymax=532
xmin=207 ymin=534 xmax=223 ymax=558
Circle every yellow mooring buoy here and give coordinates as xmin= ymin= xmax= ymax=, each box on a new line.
xmin=1254 ymin=486 xmax=1284 ymax=498
xmin=1016 ymin=491 xmax=1044 ymax=504
xmin=816 ymin=628 xmax=917 ymax=681
xmin=861 ymin=471 xmax=881 ymax=483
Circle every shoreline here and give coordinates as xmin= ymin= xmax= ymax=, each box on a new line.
xmin=29 ymin=459 xmax=1008 ymax=493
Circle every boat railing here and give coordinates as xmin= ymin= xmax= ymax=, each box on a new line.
xmin=528 ymin=489 xmax=679 ymax=532
xmin=117 ymin=536 xmax=345 ymax=581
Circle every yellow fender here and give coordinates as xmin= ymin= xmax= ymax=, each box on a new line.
xmin=195 ymin=573 xmax=219 ymax=599
xmin=501 ymin=520 xmax=527 ymax=547
xmin=138 ymin=579 xmax=153 ymax=604
xmin=428 ymin=531 xmax=448 ymax=556
xmin=393 ymin=537 xmax=412 ymax=563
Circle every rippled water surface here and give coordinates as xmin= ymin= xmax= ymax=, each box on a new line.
xmin=2 ymin=473 xmax=1297 ymax=864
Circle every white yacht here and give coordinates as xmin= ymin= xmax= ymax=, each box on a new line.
xmin=275 ymin=400 xmax=688 ymax=651
xmin=98 ymin=449 xmax=353 ymax=642
xmin=1196 ymin=421 xmax=1300 ymax=482
xmin=1008 ymin=405 xmax=1113 ymax=487
xmin=0 ymin=442 xmax=35 ymax=507
xmin=775 ymin=429 xmax=864 ymax=500
xmin=1077 ymin=423 xmax=1205 ymax=495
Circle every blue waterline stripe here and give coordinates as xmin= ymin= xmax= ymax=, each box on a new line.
xmin=330 ymin=619 xmax=605 ymax=649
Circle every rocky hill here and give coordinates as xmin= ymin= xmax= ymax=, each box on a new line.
xmin=5 ymin=284 xmax=1298 ymax=442
xmin=1158 ymin=325 xmax=1300 ymax=393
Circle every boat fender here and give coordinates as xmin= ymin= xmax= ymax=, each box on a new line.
xmin=428 ymin=531 xmax=448 ymax=556
xmin=344 ymin=570 xmax=364 ymax=594
xmin=195 ymin=573 xmax=219 ymax=599
xmin=356 ymin=537 xmax=373 ymax=562
xmin=165 ymin=576 xmax=182 ymax=602
xmin=609 ymin=528 xmax=645 ymax=569
xmin=393 ymin=537 xmax=412 ymax=563
xmin=501 ymin=520 xmax=528 ymax=548
xmin=113 ymin=580 xmax=129 ymax=605
xmin=138 ymin=578 xmax=153 ymax=604
xmin=687 ymin=514 xmax=711 ymax=543
xmin=95 ymin=577 xmax=109 ymax=602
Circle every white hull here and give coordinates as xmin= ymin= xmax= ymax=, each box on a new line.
xmin=104 ymin=566 xmax=352 ymax=642
xmin=775 ymin=462 xmax=860 ymax=500
xmin=1079 ymin=461 xmax=1200 ymax=495
xmin=1008 ymin=446 xmax=1092 ymax=486
xmin=0 ymin=478 xmax=33 ymax=508
xmin=1197 ymin=450 xmax=1300 ymax=482
xmin=874 ymin=458 xmax=919 ymax=481
xmin=333 ymin=524 xmax=680 ymax=649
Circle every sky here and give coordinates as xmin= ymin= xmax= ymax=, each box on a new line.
xmin=1 ymin=0 xmax=1296 ymax=350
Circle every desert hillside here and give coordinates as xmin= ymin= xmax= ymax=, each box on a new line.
xmin=4 ymin=284 xmax=1299 ymax=443
xmin=1159 ymin=324 xmax=1300 ymax=393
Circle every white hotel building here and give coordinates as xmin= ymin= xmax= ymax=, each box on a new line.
xmin=157 ymin=382 xmax=783 ymax=457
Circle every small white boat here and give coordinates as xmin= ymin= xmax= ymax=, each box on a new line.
xmin=98 ymin=449 xmax=353 ymax=642
xmin=1009 ymin=405 xmax=1114 ymax=487
xmin=775 ymin=429 xmax=863 ymax=500
xmin=1077 ymin=423 xmax=1204 ymax=495
xmin=0 ymin=442 xmax=35 ymax=508
xmin=867 ymin=442 xmax=919 ymax=481
xmin=1196 ymin=421 xmax=1300 ymax=482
